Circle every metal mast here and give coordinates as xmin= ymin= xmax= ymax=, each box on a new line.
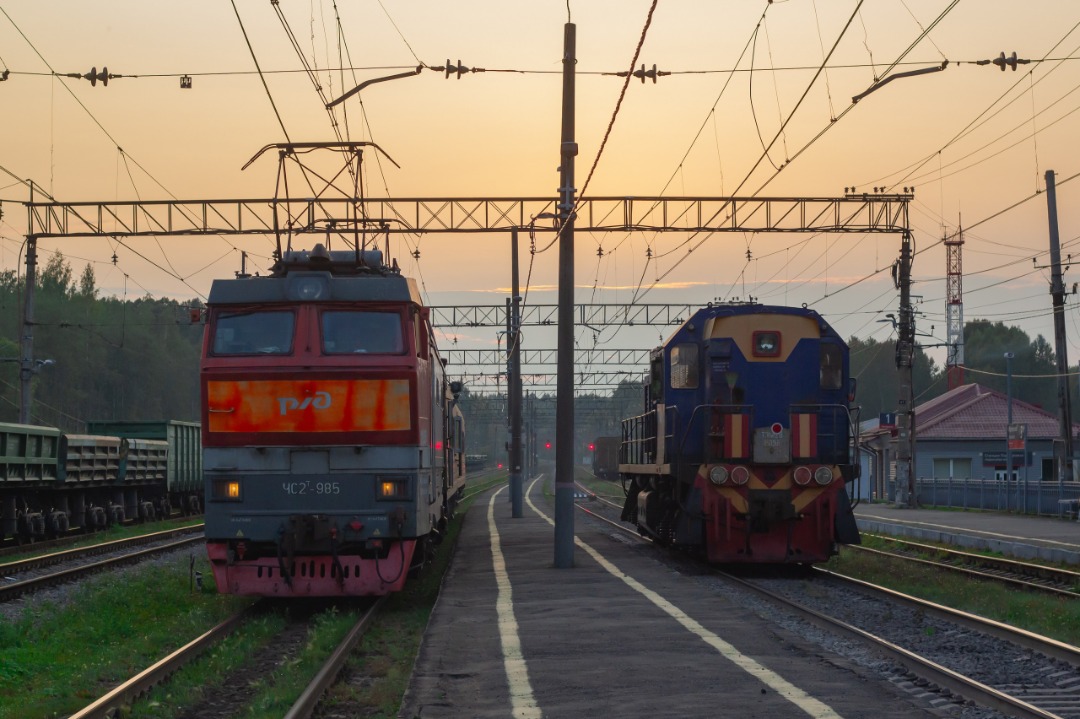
xmin=553 ymin=21 xmax=577 ymax=568
xmin=945 ymin=228 xmax=964 ymax=390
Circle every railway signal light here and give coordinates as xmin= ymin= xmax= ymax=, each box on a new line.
xmin=588 ymin=443 xmax=595 ymax=451
xmin=544 ymin=442 xmax=552 ymax=450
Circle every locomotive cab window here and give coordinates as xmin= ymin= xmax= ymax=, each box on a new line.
xmin=212 ymin=310 xmax=295 ymax=355
xmin=321 ymin=311 xmax=405 ymax=354
xmin=752 ymin=331 xmax=781 ymax=357
xmin=820 ymin=343 xmax=843 ymax=390
xmin=670 ymin=343 xmax=699 ymax=389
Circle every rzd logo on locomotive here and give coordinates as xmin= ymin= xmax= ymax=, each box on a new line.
xmin=278 ymin=391 xmax=332 ymax=416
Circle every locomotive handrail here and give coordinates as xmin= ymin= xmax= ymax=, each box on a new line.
xmin=788 ymin=402 xmax=853 ymax=463
xmin=682 ymin=403 xmax=752 ymax=467
xmin=619 ymin=404 xmax=679 ymax=468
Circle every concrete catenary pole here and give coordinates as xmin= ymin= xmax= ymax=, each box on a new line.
xmin=554 ymin=22 xmax=577 ymax=568
xmin=1045 ymin=170 xmax=1074 ymax=485
xmin=19 ymin=185 xmax=39 ymax=425
xmin=895 ymin=228 xmax=918 ymax=508
xmin=509 ymin=229 xmax=524 ymax=517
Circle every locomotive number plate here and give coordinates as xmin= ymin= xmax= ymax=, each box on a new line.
xmin=282 ymin=481 xmax=341 ymax=496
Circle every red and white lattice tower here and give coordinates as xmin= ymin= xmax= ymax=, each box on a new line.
xmin=945 ymin=228 xmax=964 ymax=389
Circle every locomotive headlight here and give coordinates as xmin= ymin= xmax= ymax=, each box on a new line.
xmin=709 ymin=466 xmax=728 ymax=486
xmin=287 ymin=274 xmax=329 ymax=301
xmin=210 ymin=478 xmax=242 ymax=501
xmin=377 ymin=477 xmax=410 ymax=500
xmin=730 ymin=466 xmax=750 ymax=486
xmin=793 ymin=466 xmax=813 ymax=486
xmin=814 ymin=466 xmax=834 ymax=485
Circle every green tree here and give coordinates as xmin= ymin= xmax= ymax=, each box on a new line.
xmin=848 ymin=336 xmax=942 ymax=420
xmin=963 ymin=319 xmax=1057 ymax=410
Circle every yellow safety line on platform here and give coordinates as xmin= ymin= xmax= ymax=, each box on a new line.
xmin=525 ymin=478 xmax=845 ymax=719
xmin=489 ymin=486 xmax=543 ymax=718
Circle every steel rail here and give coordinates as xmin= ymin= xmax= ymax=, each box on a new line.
xmin=282 ymin=597 xmax=386 ymax=719
xmin=723 ymin=569 xmax=1064 ymax=719
xmin=0 ymin=519 xmax=204 ymax=559
xmin=0 ymin=524 xmax=204 ymax=574
xmin=816 ymin=567 xmax=1080 ymax=667
xmin=68 ymin=607 xmax=253 ymax=719
xmin=0 ymin=535 xmax=203 ymax=601
xmin=849 ymin=543 xmax=1080 ymax=599
xmin=859 ymin=533 xmax=1080 ymax=596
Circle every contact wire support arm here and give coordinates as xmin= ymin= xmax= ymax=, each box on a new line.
xmin=326 ymin=66 xmax=423 ymax=109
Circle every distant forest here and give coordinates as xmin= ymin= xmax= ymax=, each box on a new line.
xmin=0 ymin=253 xmax=1069 ymax=433
xmin=0 ymin=253 xmax=203 ymax=429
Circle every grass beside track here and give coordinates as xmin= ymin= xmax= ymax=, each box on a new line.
xmin=826 ymin=536 xmax=1080 ymax=648
xmin=0 ymin=550 xmax=248 ymax=719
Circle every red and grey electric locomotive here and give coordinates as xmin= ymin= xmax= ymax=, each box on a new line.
xmin=619 ymin=302 xmax=861 ymax=563
xmin=201 ymin=245 xmax=465 ymax=596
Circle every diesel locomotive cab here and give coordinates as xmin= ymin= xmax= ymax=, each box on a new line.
xmin=201 ymin=246 xmax=463 ymax=596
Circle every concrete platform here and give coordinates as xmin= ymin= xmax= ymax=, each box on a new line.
xmin=400 ymin=478 xmax=945 ymax=719
xmin=855 ymin=502 xmax=1080 ymax=565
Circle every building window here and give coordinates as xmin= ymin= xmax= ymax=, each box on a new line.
xmin=932 ymin=457 xmax=972 ymax=479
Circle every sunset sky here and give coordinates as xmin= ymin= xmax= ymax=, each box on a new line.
xmin=1 ymin=1 xmax=1078 ymax=389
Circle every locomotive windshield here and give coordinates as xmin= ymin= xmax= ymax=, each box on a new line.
xmin=212 ymin=310 xmax=295 ymax=355
xmin=321 ymin=310 xmax=405 ymax=354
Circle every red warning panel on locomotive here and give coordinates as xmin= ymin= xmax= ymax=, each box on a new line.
xmin=206 ymin=378 xmax=412 ymax=433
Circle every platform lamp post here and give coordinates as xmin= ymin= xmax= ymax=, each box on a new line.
xmin=1005 ymin=351 xmax=1015 ymax=511
xmin=0 ymin=357 xmax=55 ymax=424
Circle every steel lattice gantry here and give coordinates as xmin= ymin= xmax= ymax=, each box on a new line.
xmin=25 ymin=194 xmax=912 ymax=238
xmin=452 ymin=370 xmax=646 ymax=390
xmin=431 ymin=303 xmax=697 ymax=329
xmin=444 ymin=348 xmax=650 ymax=366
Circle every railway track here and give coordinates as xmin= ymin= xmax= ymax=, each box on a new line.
xmin=461 ymin=470 xmax=509 ymax=502
xmin=573 ymin=490 xmax=1080 ymax=718
xmin=0 ymin=529 xmax=204 ymax=601
xmin=68 ymin=606 xmax=254 ymax=719
xmin=69 ymin=598 xmax=384 ymax=718
xmin=283 ymin=597 xmax=386 ymax=718
xmin=0 ymin=517 xmax=203 ymax=560
xmin=852 ymin=533 xmax=1080 ymax=598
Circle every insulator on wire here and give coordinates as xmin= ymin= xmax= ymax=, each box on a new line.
xmin=62 ymin=66 xmax=121 ymax=86
xmin=614 ymin=64 xmax=670 ymax=83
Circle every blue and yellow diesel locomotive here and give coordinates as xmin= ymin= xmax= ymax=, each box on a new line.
xmin=201 ymin=245 xmax=465 ymax=596
xmin=619 ymin=302 xmax=861 ymax=563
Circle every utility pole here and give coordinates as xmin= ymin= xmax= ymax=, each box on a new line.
xmin=509 ymin=229 xmax=523 ymax=517
xmin=944 ymin=228 xmax=965 ymax=390
xmin=1045 ymin=169 xmax=1074 ymax=484
xmin=554 ymin=21 xmax=577 ymax=568
xmin=895 ymin=229 xmax=918 ymax=508
xmin=19 ymin=185 xmax=39 ymax=425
